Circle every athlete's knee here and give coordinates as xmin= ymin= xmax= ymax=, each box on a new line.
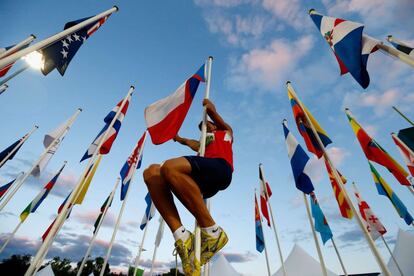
xmin=143 ymin=164 xmax=160 ymax=185
xmin=160 ymin=160 xmax=177 ymax=182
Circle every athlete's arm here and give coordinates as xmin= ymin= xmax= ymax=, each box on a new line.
xmin=203 ymin=99 xmax=233 ymax=136
xmin=173 ymin=135 xmax=200 ymax=152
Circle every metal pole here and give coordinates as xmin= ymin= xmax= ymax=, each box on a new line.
xmin=0 ymin=221 xmax=23 ymax=253
xmin=331 ymin=238 xmax=348 ymax=276
xmin=76 ymin=178 xmax=120 ymax=276
xmin=0 ymin=65 xmax=29 ymax=86
xmin=303 ymin=193 xmax=328 ymax=276
xmin=0 ymin=7 xmax=118 ymax=69
xmin=0 ymin=125 xmax=38 ymax=168
xmin=132 ymin=221 xmax=150 ymax=276
xmin=25 ymin=87 xmax=133 ymax=276
xmin=0 ymin=84 xmax=8 ymax=95
xmin=287 ymin=82 xmax=390 ymax=276
xmin=392 ymin=106 xmax=414 ymax=127
xmin=380 ymin=235 xmax=404 ymax=276
xmin=0 ymin=108 xmax=81 ymax=212
xmin=259 ymin=164 xmax=287 ymax=276
xmin=377 ymin=43 xmax=414 ymax=68
xmin=0 ymin=35 xmax=36 ymax=59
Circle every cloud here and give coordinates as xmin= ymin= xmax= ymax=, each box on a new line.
xmin=262 ymin=0 xmax=303 ymax=29
xmin=194 ymin=0 xmax=253 ymax=8
xmin=227 ymin=35 xmax=314 ymax=92
xmin=222 ymin=251 xmax=256 ymax=263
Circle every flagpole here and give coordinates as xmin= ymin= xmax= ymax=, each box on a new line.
xmin=0 ymin=125 xmax=39 ymax=169
xmin=150 ymin=218 xmax=165 ymax=276
xmin=0 ymin=108 xmax=82 ymax=212
xmin=99 ymin=130 xmax=147 ymax=276
xmin=132 ymin=219 xmax=150 ymax=276
xmin=0 ymin=65 xmax=30 ymax=86
xmin=286 ymin=82 xmax=391 ymax=276
xmin=0 ymin=7 xmax=118 ymax=69
xmin=303 ymin=193 xmax=328 ymax=276
xmin=149 ymin=242 xmax=159 ymax=276
xmin=0 ymin=84 xmax=8 ymax=95
xmin=0 ymin=34 xmax=36 ymax=59
xmin=0 ymin=221 xmax=23 ymax=253
xmin=76 ymin=178 xmax=120 ymax=276
xmin=259 ymin=164 xmax=287 ymax=276
xmin=392 ymin=106 xmax=414 ymax=127
xmin=194 ymin=56 xmax=213 ymax=273
xmin=330 ymin=238 xmax=348 ymax=276
xmin=255 ymin=190 xmax=271 ymax=276
xmin=377 ymin=43 xmax=414 ymax=68
xmin=25 ymin=86 xmax=134 ymax=276
xmin=380 ymin=235 xmax=403 ymax=276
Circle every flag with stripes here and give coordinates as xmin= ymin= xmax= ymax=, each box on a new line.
xmin=93 ymin=193 xmax=113 ymax=234
xmin=0 ymin=132 xmax=28 ymax=168
xmin=140 ymin=192 xmax=156 ymax=230
xmin=254 ymin=193 xmax=265 ymax=253
xmin=259 ymin=164 xmax=272 ymax=227
xmin=392 ymin=133 xmax=414 ymax=177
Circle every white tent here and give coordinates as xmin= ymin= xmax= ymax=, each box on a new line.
xmin=273 ymin=244 xmax=337 ymax=276
xmin=35 ymin=264 xmax=55 ymax=276
xmin=209 ymin=253 xmax=241 ymax=276
xmin=382 ymin=229 xmax=414 ymax=276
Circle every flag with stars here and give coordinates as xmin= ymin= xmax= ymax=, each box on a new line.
xmin=41 ymin=14 xmax=111 ymax=76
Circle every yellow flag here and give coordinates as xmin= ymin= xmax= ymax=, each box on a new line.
xmin=74 ymin=155 xmax=102 ymax=204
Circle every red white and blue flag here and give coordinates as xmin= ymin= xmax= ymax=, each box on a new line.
xmin=309 ymin=10 xmax=379 ymax=89
xmin=0 ymin=178 xmax=17 ymax=199
xmin=120 ymin=131 xmax=147 ymax=200
xmin=259 ymin=164 xmax=272 ymax=227
xmin=0 ymin=42 xmax=32 ymax=77
xmin=81 ymin=95 xmax=130 ymax=162
xmin=41 ymin=15 xmax=110 ymax=76
xmin=145 ymin=64 xmax=206 ymax=145
xmin=140 ymin=192 xmax=156 ymax=230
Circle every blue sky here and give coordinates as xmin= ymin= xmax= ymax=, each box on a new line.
xmin=1 ymin=0 xmax=414 ymax=275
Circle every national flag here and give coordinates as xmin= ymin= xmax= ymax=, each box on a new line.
xmin=41 ymin=14 xmax=111 ymax=76
xmin=74 ymin=155 xmax=102 ymax=205
xmin=323 ymin=159 xmax=353 ymax=219
xmin=369 ymin=162 xmax=413 ymax=225
xmin=283 ymin=120 xmax=315 ymax=194
xmin=155 ymin=217 xmax=165 ymax=247
xmin=93 ymin=193 xmax=113 ymax=234
xmin=81 ymin=95 xmax=130 ymax=162
xmin=259 ymin=164 xmax=272 ymax=227
xmin=42 ymin=192 xmax=72 ymax=241
xmin=254 ymin=194 xmax=265 ymax=253
xmin=120 ymin=132 xmax=147 ymax=200
xmin=0 ymin=42 xmax=32 ymax=77
xmin=388 ymin=36 xmax=414 ymax=57
xmin=310 ymin=192 xmax=333 ymax=245
xmin=0 ymin=178 xmax=16 ymax=199
xmin=128 ymin=267 xmax=144 ymax=276
xmin=309 ymin=10 xmax=379 ymax=88
xmin=145 ymin=64 xmax=206 ymax=145
xmin=392 ymin=133 xmax=414 ymax=177
xmin=140 ymin=192 xmax=156 ymax=230
xmin=346 ymin=109 xmax=411 ymax=186
xmin=397 ymin=127 xmax=414 ymax=153
xmin=0 ymin=133 xmax=28 ymax=168
xmin=353 ymin=184 xmax=386 ymax=240
xmin=20 ymin=164 xmax=66 ymax=222
xmin=287 ymin=84 xmax=331 ymax=158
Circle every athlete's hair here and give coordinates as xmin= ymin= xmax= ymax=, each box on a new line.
xmin=198 ymin=120 xmax=214 ymax=130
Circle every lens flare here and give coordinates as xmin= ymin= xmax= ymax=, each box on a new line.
xmin=22 ymin=51 xmax=44 ymax=70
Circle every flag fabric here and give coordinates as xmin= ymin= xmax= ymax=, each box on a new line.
xmin=155 ymin=217 xmax=165 ymax=247
xmin=389 ymin=37 xmax=414 ymax=57
xmin=283 ymin=120 xmax=315 ymax=194
xmin=397 ymin=127 xmax=414 ymax=153
xmin=0 ymin=135 xmax=27 ymax=168
xmin=346 ymin=110 xmax=411 ymax=186
xmin=323 ymin=159 xmax=353 ymax=219
xmin=259 ymin=165 xmax=272 ymax=227
xmin=392 ymin=133 xmax=414 ymax=177
xmin=0 ymin=42 xmax=31 ymax=77
xmin=0 ymin=178 xmax=16 ymax=199
xmin=140 ymin=192 xmax=156 ymax=230
xmin=287 ymin=85 xmax=331 ymax=158
xmin=145 ymin=64 xmax=206 ymax=145
xmin=310 ymin=192 xmax=333 ymax=245
xmin=42 ymin=192 xmax=72 ymax=241
xmin=93 ymin=193 xmax=113 ymax=234
xmin=74 ymin=155 xmax=102 ymax=205
xmin=128 ymin=267 xmax=144 ymax=276
xmin=353 ymin=185 xmax=386 ymax=240
xmin=369 ymin=162 xmax=413 ymax=225
xmin=254 ymin=194 xmax=265 ymax=253
xmin=120 ymin=132 xmax=147 ymax=200
xmin=81 ymin=95 xmax=130 ymax=162
xmin=41 ymin=15 xmax=111 ymax=76
xmin=20 ymin=164 xmax=65 ymax=222
xmin=309 ymin=10 xmax=379 ymax=88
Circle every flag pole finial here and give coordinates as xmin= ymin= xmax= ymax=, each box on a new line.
xmin=130 ymin=85 xmax=135 ymax=90
xmin=113 ymin=5 xmax=119 ymax=11
xmin=208 ymin=56 xmax=214 ymax=60
xmin=35 ymin=125 xmax=39 ymax=129
xmin=30 ymin=34 xmax=36 ymax=39
xmin=286 ymin=81 xmax=291 ymax=86
xmin=77 ymin=107 xmax=83 ymax=112
xmin=309 ymin=9 xmax=316 ymax=15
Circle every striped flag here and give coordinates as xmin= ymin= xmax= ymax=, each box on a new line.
xmin=93 ymin=193 xmax=113 ymax=234
xmin=392 ymin=133 xmax=414 ymax=177
xmin=259 ymin=164 xmax=272 ymax=227
xmin=81 ymin=95 xmax=130 ymax=162
xmin=140 ymin=192 xmax=156 ymax=230
xmin=346 ymin=109 xmax=411 ymax=186
xmin=310 ymin=192 xmax=333 ymax=244
xmin=0 ymin=133 xmax=28 ymax=168
xmin=283 ymin=120 xmax=315 ymax=194
xmin=73 ymin=155 xmax=102 ymax=205
xmin=0 ymin=178 xmax=17 ymax=199
xmin=254 ymin=193 xmax=265 ymax=252
xmin=145 ymin=64 xmax=206 ymax=145
xmin=287 ymin=84 xmax=331 ymax=158
xmin=323 ymin=159 xmax=353 ymax=219
xmin=120 ymin=132 xmax=147 ymax=200
xmin=353 ymin=184 xmax=386 ymax=240
xmin=20 ymin=163 xmax=66 ymax=222
xmin=309 ymin=10 xmax=379 ymax=88
xmin=369 ymin=162 xmax=413 ymax=225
